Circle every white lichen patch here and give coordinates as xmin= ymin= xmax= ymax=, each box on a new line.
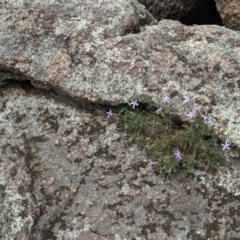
xmin=0 ymin=191 xmax=34 ymax=239
xmin=103 ymin=123 xmax=120 ymax=146
xmin=216 ymin=167 xmax=240 ymax=197
xmin=212 ymin=104 xmax=240 ymax=144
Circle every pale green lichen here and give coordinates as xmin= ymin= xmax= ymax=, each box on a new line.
xmin=0 ymin=190 xmax=34 ymax=239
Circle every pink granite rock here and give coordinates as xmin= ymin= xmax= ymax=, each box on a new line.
xmin=1 ymin=0 xmax=240 ymax=143
xmin=216 ymin=0 xmax=240 ymax=30
xmin=1 ymin=1 xmax=240 ymax=239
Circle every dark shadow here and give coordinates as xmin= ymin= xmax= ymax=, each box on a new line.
xmin=180 ymin=0 xmax=223 ymax=26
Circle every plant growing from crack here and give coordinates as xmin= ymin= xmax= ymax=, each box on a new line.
xmin=107 ymin=91 xmax=232 ymax=174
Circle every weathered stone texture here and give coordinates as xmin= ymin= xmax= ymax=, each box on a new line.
xmin=1 ymin=1 xmax=240 ymax=238
xmin=137 ymin=0 xmax=199 ymax=22
xmin=216 ymin=0 xmax=240 ymax=30
xmin=1 ymin=2 xmax=240 ymax=143
xmin=0 ymin=86 xmax=240 ymax=239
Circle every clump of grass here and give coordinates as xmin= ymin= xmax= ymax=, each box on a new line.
xmin=115 ymin=94 xmax=229 ymax=174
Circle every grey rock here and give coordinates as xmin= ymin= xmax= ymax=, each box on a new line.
xmin=0 ymin=86 xmax=240 ymax=239
xmin=0 ymin=1 xmax=240 ymax=144
xmin=1 ymin=1 xmax=240 ymax=238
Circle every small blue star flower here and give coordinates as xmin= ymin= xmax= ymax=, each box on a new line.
xmin=183 ymin=96 xmax=191 ymax=104
xmin=148 ymin=159 xmax=153 ymax=169
xmin=201 ymin=114 xmax=212 ymax=124
xmin=162 ymin=95 xmax=171 ymax=104
xmin=174 ymin=149 xmax=182 ymax=161
xmin=130 ymin=100 xmax=139 ymax=108
xmin=187 ymin=110 xmax=196 ymax=119
xmin=106 ymin=109 xmax=113 ymax=118
xmin=221 ymin=141 xmax=231 ymax=151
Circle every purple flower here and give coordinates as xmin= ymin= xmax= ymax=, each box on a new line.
xmin=183 ymin=96 xmax=191 ymax=104
xmin=221 ymin=141 xmax=231 ymax=151
xmin=147 ymin=160 xmax=159 ymax=171
xmin=174 ymin=149 xmax=182 ymax=161
xmin=106 ymin=109 xmax=113 ymax=118
xmin=162 ymin=95 xmax=171 ymax=104
xmin=201 ymin=114 xmax=208 ymax=122
xmin=187 ymin=110 xmax=196 ymax=119
xmin=148 ymin=160 xmax=153 ymax=169
xmin=130 ymin=100 xmax=139 ymax=108
xmin=201 ymin=114 xmax=212 ymax=124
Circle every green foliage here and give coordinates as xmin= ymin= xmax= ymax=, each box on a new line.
xmin=117 ymin=100 xmax=225 ymax=174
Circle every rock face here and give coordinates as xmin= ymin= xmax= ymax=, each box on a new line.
xmin=216 ymin=0 xmax=240 ymax=30
xmin=1 ymin=0 xmax=240 ymax=143
xmin=137 ymin=0 xmax=199 ymax=22
xmin=1 ymin=0 xmax=240 ymax=239
xmin=1 ymin=85 xmax=240 ymax=239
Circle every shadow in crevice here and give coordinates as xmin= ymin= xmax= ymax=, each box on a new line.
xmin=180 ymin=0 xmax=223 ymax=26
xmin=0 ymin=79 xmax=117 ymax=117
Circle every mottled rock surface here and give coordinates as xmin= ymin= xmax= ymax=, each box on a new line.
xmin=216 ymin=0 xmax=240 ymax=30
xmin=137 ymin=0 xmax=198 ymax=22
xmin=0 ymin=85 xmax=240 ymax=239
xmin=1 ymin=1 xmax=240 ymax=238
xmin=1 ymin=0 xmax=240 ymax=144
